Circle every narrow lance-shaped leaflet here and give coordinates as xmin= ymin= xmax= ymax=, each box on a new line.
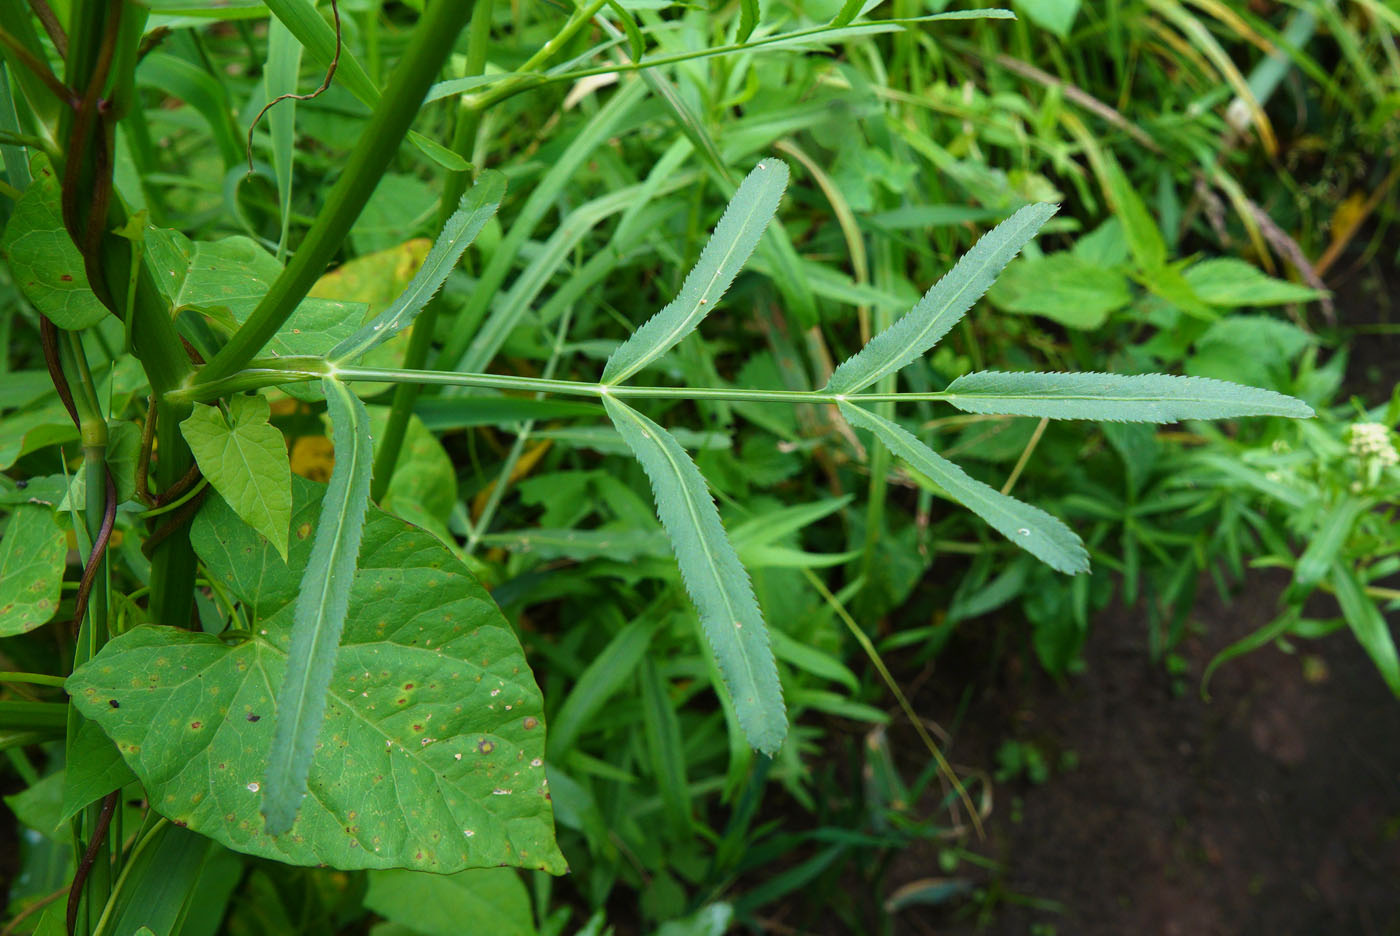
xmin=838 ymin=401 xmax=1089 ymax=575
xmin=331 ymin=171 xmax=506 ymax=364
xmin=263 ymin=376 xmax=374 ymax=833
xmin=940 ymin=371 xmax=1315 ymax=422
xmin=825 ymin=202 xmax=1057 ymax=394
xmin=602 ymin=159 xmax=789 ymax=385
xmin=603 ymin=395 xmax=787 ymax=754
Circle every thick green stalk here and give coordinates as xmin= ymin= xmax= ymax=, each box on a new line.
xmin=61 ymin=326 xmax=114 ymax=936
xmin=369 ymin=0 xmax=494 ymax=503
xmin=197 ymin=0 xmax=475 ymax=386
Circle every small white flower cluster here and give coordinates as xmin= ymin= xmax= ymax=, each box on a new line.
xmin=1347 ymin=422 xmax=1399 ymax=466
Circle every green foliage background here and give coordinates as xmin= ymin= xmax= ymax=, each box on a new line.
xmin=0 ymin=0 xmax=1396 ymax=933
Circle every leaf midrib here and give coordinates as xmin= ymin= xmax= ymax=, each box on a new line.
xmin=612 ymin=403 xmax=766 ymax=706
xmin=605 ymin=176 xmax=777 ymax=385
xmin=830 ymin=208 xmax=1045 ymax=392
xmin=281 ymin=380 xmax=371 ymax=737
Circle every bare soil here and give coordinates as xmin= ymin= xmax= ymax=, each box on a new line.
xmin=896 ymin=570 xmax=1400 ymax=936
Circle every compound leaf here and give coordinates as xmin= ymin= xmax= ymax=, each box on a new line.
xmin=825 ymin=203 xmax=1056 ymax=394
xmin=67 ymin=476 xmax=564 ymax=873
xmin=941 ymin=371 xmax=1315 ymax=422
xmin=603 ymin=396 xmax=786 ymax=753
xmin=602 ymin=160 xmax=788 ymax=385
xmin=838 ymin=401 xmax=1088 ymax=574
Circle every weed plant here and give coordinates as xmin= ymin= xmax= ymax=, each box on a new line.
xmin=0 ymin=0 xmax=1389 ymax=932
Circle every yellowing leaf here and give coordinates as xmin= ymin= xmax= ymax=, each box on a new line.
xmin=309 ymin=239 xmax=433 ymax=313
xmin=290 ymin=435 xmax=335 ymax=483
xmin=1328 ymin=191 xmax=1368 ymax=249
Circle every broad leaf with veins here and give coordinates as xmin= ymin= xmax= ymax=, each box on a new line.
xmin=67 ymin=477 xmax=565 ymax=874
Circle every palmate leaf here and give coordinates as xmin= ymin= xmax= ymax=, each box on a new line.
xmin=331 ymin=171 xmax=506 ymax=363
xmin=838 ymin=402 xmax=1088 ymax=574
xmin=941 ymin=371 xmax=1315 ymax=422
xmin=825 ymin=203 xmax=1057 ymax=394
xmin=264 ymin=376 xmax=373 ymax=834
xmin=602 ymin=159 xmax=789 ymax=386
xmin=68 ymin=477 xmax=564 ymax=873
xmin=603 ymin=396 xmax=787 ymax=754
xmin=823 ymin=202 xmax=1052 ymax=391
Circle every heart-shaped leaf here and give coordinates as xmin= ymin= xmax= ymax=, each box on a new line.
xmin=67 ymin=477 xmax=565 ymax=874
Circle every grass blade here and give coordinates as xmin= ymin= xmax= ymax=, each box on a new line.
xmin=263 ymin=376 xmax=373 ymax=834
xmin=941 ymin=371 xmax=1315 ymax=421
xmin=331 ymin=171 xmax=505 ymax=363
xmin=1287 ymin=497 xmax=1365 ymax=602
xmin=1331 ymin=562 xmax=1400 ymax=697
xmin=603 ymin=396 xmax=787 ymax=753
xmin=605 ymin=0 xmax=646 ymax=59
xmin=830 ymin=0 xmax=865 ymax=27
xmin=547 ymin=617 xmax=656 ymax=758
xmin=825 ymin=203 xmax=1058 ymax=394
xmin=838 ymin=401 xmax=1088 ymax=574
xmin=602 ymin=159 xmax=789 ymax=385
xmin=263 ymin=0 xmax=380 ymax=108
xmin=639 ymin=656 xmax=692 ymax=838
xmin=262 ymin=18 xmax=302 ymax=259
xmin=738 ymin=0 xmax=760 ymax=42
xmin=444 ymin=80 xmax=649 ymax=374
xmin=138 ymin=54 xmax=244 ymax=169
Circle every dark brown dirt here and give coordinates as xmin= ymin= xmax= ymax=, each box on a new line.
xmin=894 ymin=570 xmax=1400 ymax=936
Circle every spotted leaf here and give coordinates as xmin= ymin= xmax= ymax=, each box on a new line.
xmin=66 ymin=476 xmax=564 ymax=874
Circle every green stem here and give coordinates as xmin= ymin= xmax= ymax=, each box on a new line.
xmin=0 ymin=672 xmax=68 ymax=688
xmin=135 ymin=478 xmax=208 ymax=520
xmin=465 ymin=306 xmax=574 ymax=554
xmin=369 ymin=0 xmax=495 ymax=504
xmin=60 ymin=247 xmax=115 ymax=936
xmin=454 ymin=13 xmax=964 ymax=112
xmin=171 ymin=358 xmax=961 ymax=407
xmin=196 ymin=0 xmax=476 ymax=387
